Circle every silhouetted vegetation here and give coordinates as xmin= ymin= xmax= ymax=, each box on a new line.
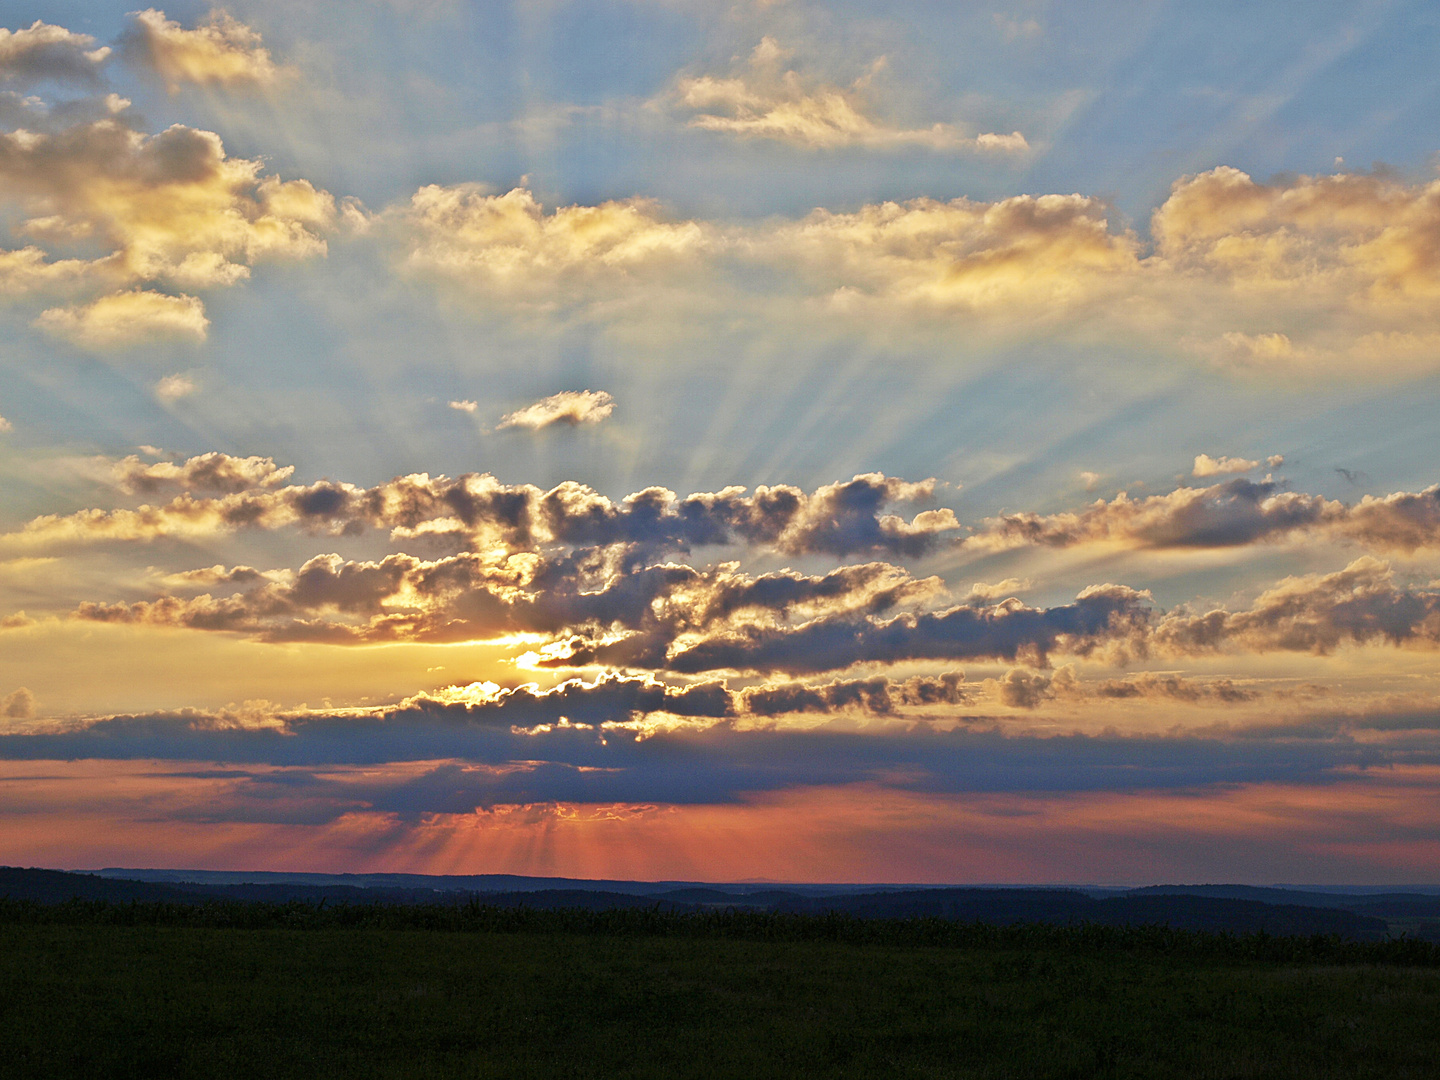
xmin=2 ymin=895 xmax=1437 ymax=964
xmin=3 ymin=907 xmax=1439 ymax=1078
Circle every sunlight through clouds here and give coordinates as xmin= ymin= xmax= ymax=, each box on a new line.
xmin=3 ymin=0 xmax=1440 ymax=883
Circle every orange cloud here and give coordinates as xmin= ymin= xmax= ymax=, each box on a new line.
xmin=2 ymin=762 xmax=1436 ymax=883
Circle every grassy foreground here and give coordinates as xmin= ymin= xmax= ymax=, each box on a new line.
xmin=2 ymin=904 xmax=1439 ymax=1079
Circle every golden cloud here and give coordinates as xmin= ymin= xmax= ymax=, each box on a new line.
xmin=498 ymin=390 xmax=615 ymax=430
xmin=1192 ymin=454 xmax=1259 ymax=477
xmin=0 ymin=120 xmax=335 ymax=286
xmin=391 ymin=165 xmax=1440 ymax=371
xmin=400 ymin=184 xmax=711 ymax=302
xmin=668 ymin=37 xmax=1028 ymax=153
xmin=125 ymin=9 xmax=282 ymax=92
xmin=34 ymin=289 xmax=208 ymax=347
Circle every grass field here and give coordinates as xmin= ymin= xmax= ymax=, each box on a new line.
xmin=2 ymin=905 xmax=1439 ymax=1078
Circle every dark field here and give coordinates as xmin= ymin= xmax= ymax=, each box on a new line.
xmin=3 ymin=906 xmax=1439 ymax=1079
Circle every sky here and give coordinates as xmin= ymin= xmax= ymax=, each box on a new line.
xmin=2 ymin=1 xmax=1440 ymax=884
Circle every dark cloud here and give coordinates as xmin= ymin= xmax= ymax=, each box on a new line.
xmin=12 ymin=469 xmax=960 ymax=559
xmin=660 ymin=585 xmax=1152 ymax=674
xmin=74 ymin=553 xmax=941 ymax=653
xmin=973 ymin=478 xmax=1328 ymax=551
xmin=112 ymin=452 xmax=295 ymax=495
xmin=971 ymin=478 xmax=1440 ymax=554
xmin=1155 ymin=557 xmax=1440 ymax=656
xmin=0 ymin=22 xmax=109 ymax=86
xmin=1 ymin=706 xmax=1429 ymax=825
xmin=997 ymin=669 xmax=1051 ymax=709
xmin=26 ymin=458 xmax=1440 ymax=563
xmin=739 ymin=673 xmax=966 ymax=717
xmin=2 ymin=686 xmax=34 ymax=719
xmin=995 ymin=666 xmax=1259 ymax=709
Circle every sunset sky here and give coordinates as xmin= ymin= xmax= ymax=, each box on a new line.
xmin=3 ymin=0 xmax=1440 ymax=883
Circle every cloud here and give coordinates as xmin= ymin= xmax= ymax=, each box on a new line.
xmin=654 ymin=584 xmax=1152 ymax=675
xmin=448 ymin=399 xmax=478 ymax=413
xmin=155 ymin=373 xmax=197 ymax=401
xmin=15 ymin=457 xmax=1440 ymax=573
xmin=3 ymin=468 xmax=960 ymax=559
xmin=0 ymin=245 xmax=96 ymax=293
xmin=738 ymin=673 xmax=967 ymax=717
xmin=668 ymin=38 xmax=1027 ymax=153
xmin=0 ymin=414 xmax=10 ymax=432
xmin=963 ymin=578 xmax=1031 ymax=602
xmin=1200 ymin=331 xmax=1308 ymax=368
xmin=968 ymin=477 xmax=1440 ymax=554
xmin=1193 ymin=453 xmax=1259 ymax=477
xmin=1 ymin=700 xmax=1427 ymax=813
xmin=399 ymin=185 xmax=711 ymax=303
xmin=112 ymin=452 xmax=295 ymax=495
xmin=1155 ymin=557 xmax=1440 ymax=657
xmin=997 ymin=668 xmax=1051 ymax=709
xmin=34 ymin=289 xmax=207 ymax=347
xmin=405 ymin=672 xmax=737 ymax=729
xmin=498 ymin=390 xmax=615 ymax=431
xmin=533 ymin=557 xmax=1440 ymax=675
xmin=757 ymin=192 xmax=1138 ymax=313
xmin=0 ymin=116 xmax=338 ymax=294
xmin=387 ymin=166 xmax=1440 ymax=372
xmin=123 ymin=9 xmax=282 ymax=92
xmin=1 ymin=686 xmax=33 ymax=718
xmin=995 ymin=666 xmax=1257 ymax=709
xmin=72 ymin=552 xmax=942 ymax=652
xmin=1153 ymin=166 xmax=1440 ymax=299
xmin=0 ymin=21 xmax=109 ymax=85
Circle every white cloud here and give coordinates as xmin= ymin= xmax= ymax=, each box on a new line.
xmin=667 ymin=38 xmax=1028 ymax=153
xmin=36 ymin=290 xmax=208 ymax=348
xmin=448 ymin=399 xmax=478 ymax=413
xmin=155 ymin=373 xmax=198 ymax=401
xmin=1193 ymin=454 xmax=1259 ymax=477
xmin=498 ymin=390 xmax=615 ymax=431
xmin=400 ymin=185 xmax=711 ymax=303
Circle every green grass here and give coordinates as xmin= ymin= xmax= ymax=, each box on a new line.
xmin=2 ymin=904 xmax=1439 ymax=1078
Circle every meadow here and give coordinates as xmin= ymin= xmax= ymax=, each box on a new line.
xmin=2 ymin=901 xmax=1438 ymax=1078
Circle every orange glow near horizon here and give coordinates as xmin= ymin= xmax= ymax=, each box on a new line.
xmin=4 ymin=759 xmax=1438 ymax=885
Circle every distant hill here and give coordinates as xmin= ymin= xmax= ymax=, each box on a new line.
xmin=0 ymin=868 xmax=206 ymax=905
xmin=4 ymin=867 xmax=1430 ymax=940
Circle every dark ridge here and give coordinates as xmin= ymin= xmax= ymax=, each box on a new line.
xmin=1096 ymin=894 xmax=1385 ymax=939
xmin=0 ymin=867 xmax=207 ymax=905
xmin=0 ymin=895 xmax=1436 ymax=967
xmin=0 ymin=869 xmax=1409 ymax=940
